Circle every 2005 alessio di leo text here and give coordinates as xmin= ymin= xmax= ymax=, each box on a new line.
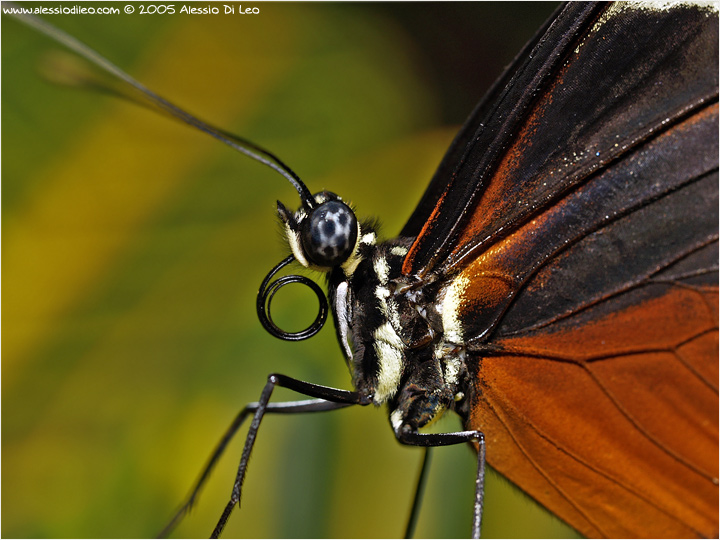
xmin=138 ymin=4 xmax=260 ymax=15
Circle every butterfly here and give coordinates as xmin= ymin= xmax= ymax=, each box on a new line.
xmin=3 ymin=2 xmax=717 ymax=538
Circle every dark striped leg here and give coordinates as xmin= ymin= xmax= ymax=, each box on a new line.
xmin=159 ymin=374 xmax=368 ymax=538
xmin=210 ymin=374 xmax=370 ymax=538
xmin=395 ymin=425 xmax=486 ymax=539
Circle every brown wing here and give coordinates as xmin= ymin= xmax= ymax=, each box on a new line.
xmin=471 ymin=284 xmax=718 ymax=538
xmin=454 ymin=100 xmax=719 ymax=537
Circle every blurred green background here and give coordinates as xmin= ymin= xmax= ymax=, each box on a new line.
xmin=3 ymin=2 xmax=580 ymax=538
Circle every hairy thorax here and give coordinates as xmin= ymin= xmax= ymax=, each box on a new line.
xmin=328 ymin=235 xmax=472 ymax=432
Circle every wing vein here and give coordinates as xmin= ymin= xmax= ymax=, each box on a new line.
xmin=479 ymin=339 xmax=719 ymax=482
xmin=480 ymin=380 xmax=706 ymax=537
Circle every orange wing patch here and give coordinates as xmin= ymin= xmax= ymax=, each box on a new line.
xmin=469 ymin=285 xmax=719 ymax=538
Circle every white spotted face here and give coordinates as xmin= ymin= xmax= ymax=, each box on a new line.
xmin=301 ymin=200 xmax=358 ymax=267
xmin=278 ymin=193 xmax=361 ymax=271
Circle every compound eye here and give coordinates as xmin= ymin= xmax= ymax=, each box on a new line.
xmin=301 ymin=200 xmax=358 ymax=267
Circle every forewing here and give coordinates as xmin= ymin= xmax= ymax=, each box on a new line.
xmin=399 ymin=2 xmax=566 ymax=240
xmin=401 ymin=2 xmax=718 ymax=281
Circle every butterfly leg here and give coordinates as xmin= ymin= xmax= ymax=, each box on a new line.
xmin=405 ymin=447 xmax=432 ymax=539
xmin=210 ymin=373 xmax=371 ymax=538
xmin=159 ymin=395 xmax=358 ymax=537
xmin=395 ymin=425 xmax=486 ymax=539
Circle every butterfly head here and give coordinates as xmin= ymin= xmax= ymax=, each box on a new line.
xmin=277 ymin=191 xmax=362 ymax=273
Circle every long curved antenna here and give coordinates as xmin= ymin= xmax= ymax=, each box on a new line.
xmin=4 ymin=3 xmax=316 ymax=209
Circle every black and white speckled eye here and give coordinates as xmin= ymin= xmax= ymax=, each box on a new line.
xmin=301 ymin=200 xmax=358 ymax=267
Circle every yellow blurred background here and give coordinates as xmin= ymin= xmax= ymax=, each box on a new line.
xmin=3 ymin=2 xmax=580 ymax=537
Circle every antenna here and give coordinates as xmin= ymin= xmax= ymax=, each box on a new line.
xmin=4 ymin=3 xmax=316 ymax=209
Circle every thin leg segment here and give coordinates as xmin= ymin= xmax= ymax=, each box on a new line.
xmin=405 ymin=447 xmax=432 ymax=539
xmin=210 ymin=374 xmax=370 ymax=538
xmin=160 ymin=375 xmax=366 ymax=538
xmin=396 ymin=426 xmax=486 ymax=539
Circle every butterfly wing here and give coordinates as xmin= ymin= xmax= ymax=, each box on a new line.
xmin=401 ymin=2 xmax=717 ymax=281
xmin=469 ymin=100 xmax=718 ymax=536
xmin=401 ymin=2 xmax=719 ymax=537
xmin=399 ymin=2 xmax=569 ymax=242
